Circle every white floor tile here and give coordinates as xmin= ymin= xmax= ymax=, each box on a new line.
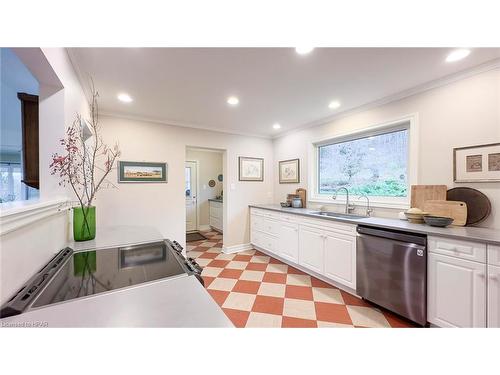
xmin=222 ymin=292 xmax=256 ymax=311
xmin=347 ymin=306 xmax=391 ymax=328
xmin=283 ymin=298 xmax=317 ymax=320
xmin=245 ymin=312 xmax=283 ymax=328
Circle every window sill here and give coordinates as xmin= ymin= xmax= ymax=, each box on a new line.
xmin=0 ymin=197 xmax=69 ymax=235
xmin=308 ymin=197 xmax=410 ymax=210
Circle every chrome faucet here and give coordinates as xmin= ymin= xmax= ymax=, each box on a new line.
xmin=358 ymin=193 xmax=373 ymax=217
xmin=332 ymin=187 xmax=355 ymax=214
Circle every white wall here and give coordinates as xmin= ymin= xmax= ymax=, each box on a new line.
xmin=0 ymin=48 xmax=88 ymax=304
xmin=186 ymin=149 xmax=223 ymax=227
xmin=96 ymin=115 xmax=274 ymax=249
xmin=273 ymin=68 xmax=500 ymax=229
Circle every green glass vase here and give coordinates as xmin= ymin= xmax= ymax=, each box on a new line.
xmin=73 ymin=206 xmax=96 ymax=241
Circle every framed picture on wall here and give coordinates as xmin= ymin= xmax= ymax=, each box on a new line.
xmin=279 ymin=158 xmax=300 ymax=183
xmin=238 ymin=157 xmax=264 ymax=181
xmin=453 ymin=143 xmax=500 ymax=182
xmin=118 ymin=161 xmax=168 ymax=183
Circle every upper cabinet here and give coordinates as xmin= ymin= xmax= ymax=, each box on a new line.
xmin=18 ymin=93 xmax=39 ymax=190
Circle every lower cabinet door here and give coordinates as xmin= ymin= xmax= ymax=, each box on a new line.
xmin=324 ymin=231 xmax=356 ymax=289
xmin=298 ymin=225 xmax=324 ymax=274
xmin=278 ymin=222 xmax=299 ymax=263
xmin=488 ymin=265 xmax=500 ymax=328
xmin=428 ymin=253 xmax=486 ymax=327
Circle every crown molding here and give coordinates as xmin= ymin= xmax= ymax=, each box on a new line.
xmin=273 ymin=57 xmax=500 ymax=139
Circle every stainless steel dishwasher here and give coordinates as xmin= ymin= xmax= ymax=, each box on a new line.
xmin=356 ymin=225 xmax=427 ymax=326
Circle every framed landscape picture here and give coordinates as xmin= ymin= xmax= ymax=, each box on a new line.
xmin=279 ymin=158 xmax=300 ymax=183
xmin=118 ymin=161 xmax=168 ymax=183
xmin=239 ymin=157 xmax=264 ymax=181
xmin=453 ymin=143 xmax=500 ymax=182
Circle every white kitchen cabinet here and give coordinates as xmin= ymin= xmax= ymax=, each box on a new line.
xmin=278 ymin=222 xmax=299 ymax=263
xmin=488 ymin=245 xmax=500 ymax=267
xmin=324 ymin=230 xmax=356 ymax=289
xmin=298 ymin=225 xmax=324 ymax=274
xmin=250 ymin=207 xmax=356 ymax=291
xmin=428 ymin=253 xmax=486 ymax=328
xmin=209 ymin=200 xmax=223 ymax=232
xmin=488 ymin=265 xmax=500 ymax=328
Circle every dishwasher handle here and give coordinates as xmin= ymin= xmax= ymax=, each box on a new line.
xmin=357 ymin=225 xmax=426 ymax=246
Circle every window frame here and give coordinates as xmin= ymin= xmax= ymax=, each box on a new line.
xmin=308 ymin=114 xmax=419 ymax=210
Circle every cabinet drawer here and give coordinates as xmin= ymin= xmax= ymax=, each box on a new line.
xmin=488 ymin=245 xmax=500 ymax=266
xmin=262 ymin=217 xmax=280 ymax=236
xmin=252 ymin=230 xmax=277 ymax=254
xmin=210 ymin=217 xmax=222 ymax=230
xmin=300 ymin=216 xmax=356 ymax=235
xmin=428 ymin=236 xmax=486 ymax=263
xmin=209 ymin=205 xmax=222 ymax=219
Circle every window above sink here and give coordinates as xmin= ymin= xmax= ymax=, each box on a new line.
xmin=308 ymin=115 xmax=419 ymax=210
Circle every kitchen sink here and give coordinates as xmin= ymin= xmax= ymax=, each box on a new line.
xmin=310 ymin=211 xmax=367 ymax=220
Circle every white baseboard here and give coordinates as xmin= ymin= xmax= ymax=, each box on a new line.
xmin=222 ymin=243 xmax=253 ymax=254
xmin=198 ymin=224 xmax=211 ymax=231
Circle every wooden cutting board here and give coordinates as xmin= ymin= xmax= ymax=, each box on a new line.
xmin=423 ymin=200 xmax=467 ymax=226
xmin=410 ymin=185 xmax=447 ymax=210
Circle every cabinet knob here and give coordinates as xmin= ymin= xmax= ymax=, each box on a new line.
xmin=478 ymin=272 xmax=485 ymax=278
xmin=489 ymin=274 xmax=498 ymax=281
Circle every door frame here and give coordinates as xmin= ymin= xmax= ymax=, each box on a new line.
xmin=185 ymin=159 xmax=200 ymax=233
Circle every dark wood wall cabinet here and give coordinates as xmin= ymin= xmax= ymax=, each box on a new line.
xmin=18 ymin=93 xmax=39 ymax=190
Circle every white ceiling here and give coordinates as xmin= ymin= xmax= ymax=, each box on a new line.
xmin=68 ymin=48 xmax=500 ymax=138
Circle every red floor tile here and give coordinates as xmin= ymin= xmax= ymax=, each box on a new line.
xmin=383 ymin=311 xmax=418 ymax=328
xmin=223 ymin=308 xmax=250 ymax=328
xmin=262 ymin=272 xmax=287 ymax=284
xmin=252 ymin=295 xmax=284 ymax=315
xmin=282 ymin=316 xmax=318 ymax=328
xmin=311 ymin=277 xmax=335 ymax=288
xmin=268 ymin=257 xmax=283 ymax=264
xmin=207 ymin=259 xmax=230 ymax=268
xmin=340 ymin=290 xmax=373 ymax=307
xmin=315 ymin=302 xmax=353 ymax=324
xmin=287 ymin=266 xmax=306 ymax=275
xmin=285 ymin=285 xmax=314 ymax=301
xmin=198 ymin=252 xmax=219 ymax=259
xmin=246 ymin=262 xmax=268 ymax=271
xmin=218 ymin=268 xmax=244 ymax=279
xmin=232 ymin=280 xmax=261 ymax=294
xmin=207 ymin=289 xmax=230 ymax=306
xmin=202 ymin=276 xmax=215 ymax=287
xmin=233 ymin=254 xmax=252 ymax=262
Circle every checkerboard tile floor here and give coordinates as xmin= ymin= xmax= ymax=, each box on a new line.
xmin=187 ymin=231 xmax=417 ymax=328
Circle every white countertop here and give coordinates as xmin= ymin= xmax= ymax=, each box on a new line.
xmin=69 ymin=225 xmax=165 ymax=251
xmin=1 ymin=225 xmax=233 ymax=328
xmin=250 ymin=204 xmax=500 ymax=245
xmin=1 ymin=276 xmax=233 ymax=328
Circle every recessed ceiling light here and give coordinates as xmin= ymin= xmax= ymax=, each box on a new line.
xmin=328 ymin=100 xmax=341 ymax=109
xmin=446 ymin=49 xmax=471 ymax=62
xmin=227 ymin=96 xmax=239 ymax=106
xmin=117 ymin=93 xmax=133 ymax=103
xmin=273 ymin=123 xmax=281 ymax=129
xmin=295 ymin=47 xmax=314 ymax=55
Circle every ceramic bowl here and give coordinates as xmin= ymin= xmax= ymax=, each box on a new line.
xmin=423 ymin=215 xmax=454 ymax=227
xmin=404 ymin=211 xmax=429 ymax=223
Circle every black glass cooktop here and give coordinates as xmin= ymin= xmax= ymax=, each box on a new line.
xmin=31 ymin=241 xmax=187 ymax=309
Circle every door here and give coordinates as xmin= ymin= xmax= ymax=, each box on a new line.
xmin=298 ymin=225 xmax=324 ymax=274
xmin=279 ymin=222 xmax=299 ymax=262
xmin=324 ymin=231 xmax=356 ymax=289
xmin=185 ymin=161 xmax=197 ymax=232
xmin=428 ymin=253 xmax=486 ymax=327
xmin=488 ymin=265 xmax=500 ymax=328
